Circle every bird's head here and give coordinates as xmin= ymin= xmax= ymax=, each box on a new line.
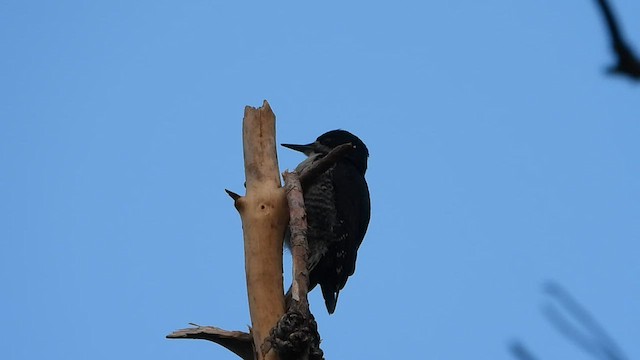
xmin=282 ymin=129 xmax=369 ymax=175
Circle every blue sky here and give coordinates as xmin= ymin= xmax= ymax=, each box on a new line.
xmin=1 ymin=1 xmax=639 ymax=359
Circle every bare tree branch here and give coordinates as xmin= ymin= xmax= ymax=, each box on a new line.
xmin=262 ymin=171 xmax=324 ymax=360
xmin=509 ymin=340 xmax=540 ymax=360
xmin=284 ymin=171 xmax=311 ymax=307
xmin=593 ymin=0 xmax=640 ymax=79
xmin=167 ymin=325 xmax=253 ymax=360
xmin=298 ymin=143 xmax=353 ymax=189
xmin=544 ymin=282 xmax=629 ymax=360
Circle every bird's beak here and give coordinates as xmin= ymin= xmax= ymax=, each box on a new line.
xmin=281 ymin=142 xmax=316 ymax=156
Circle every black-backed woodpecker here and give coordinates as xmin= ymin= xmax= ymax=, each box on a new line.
xmin=282 ymin=129 xmax=370 ymax=314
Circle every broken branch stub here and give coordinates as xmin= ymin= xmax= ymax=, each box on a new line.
xmin=166 ymin=326 xmax=254 ymax=360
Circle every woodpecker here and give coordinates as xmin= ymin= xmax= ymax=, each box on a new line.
xmin=282 ymin=129 xmax=370 ymax=314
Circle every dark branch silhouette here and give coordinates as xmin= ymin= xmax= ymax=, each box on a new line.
xmin=509 ymin=282 xmax=630 ymax=360
xmin=543 ymin=282 xmax=629 ymax=360
xmin=509 ymin=341 xmax=540 ymax=360
xmin=593 ymin=0 xmax=640 ymax=79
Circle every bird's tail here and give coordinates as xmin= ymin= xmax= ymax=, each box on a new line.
xmin=321 ymin=286 xmax=339 ymax=314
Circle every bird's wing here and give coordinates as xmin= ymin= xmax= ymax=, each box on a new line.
xmin=330 ymin=162 xmax=371 ymax=284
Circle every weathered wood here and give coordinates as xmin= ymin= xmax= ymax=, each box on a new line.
xmin=283 ymin=171 xmax=310 ymax=306
xmin=166 ymin=325 xmax=253 ymax=360
xmin=236 ymin=101 xmax=288 ymax=360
